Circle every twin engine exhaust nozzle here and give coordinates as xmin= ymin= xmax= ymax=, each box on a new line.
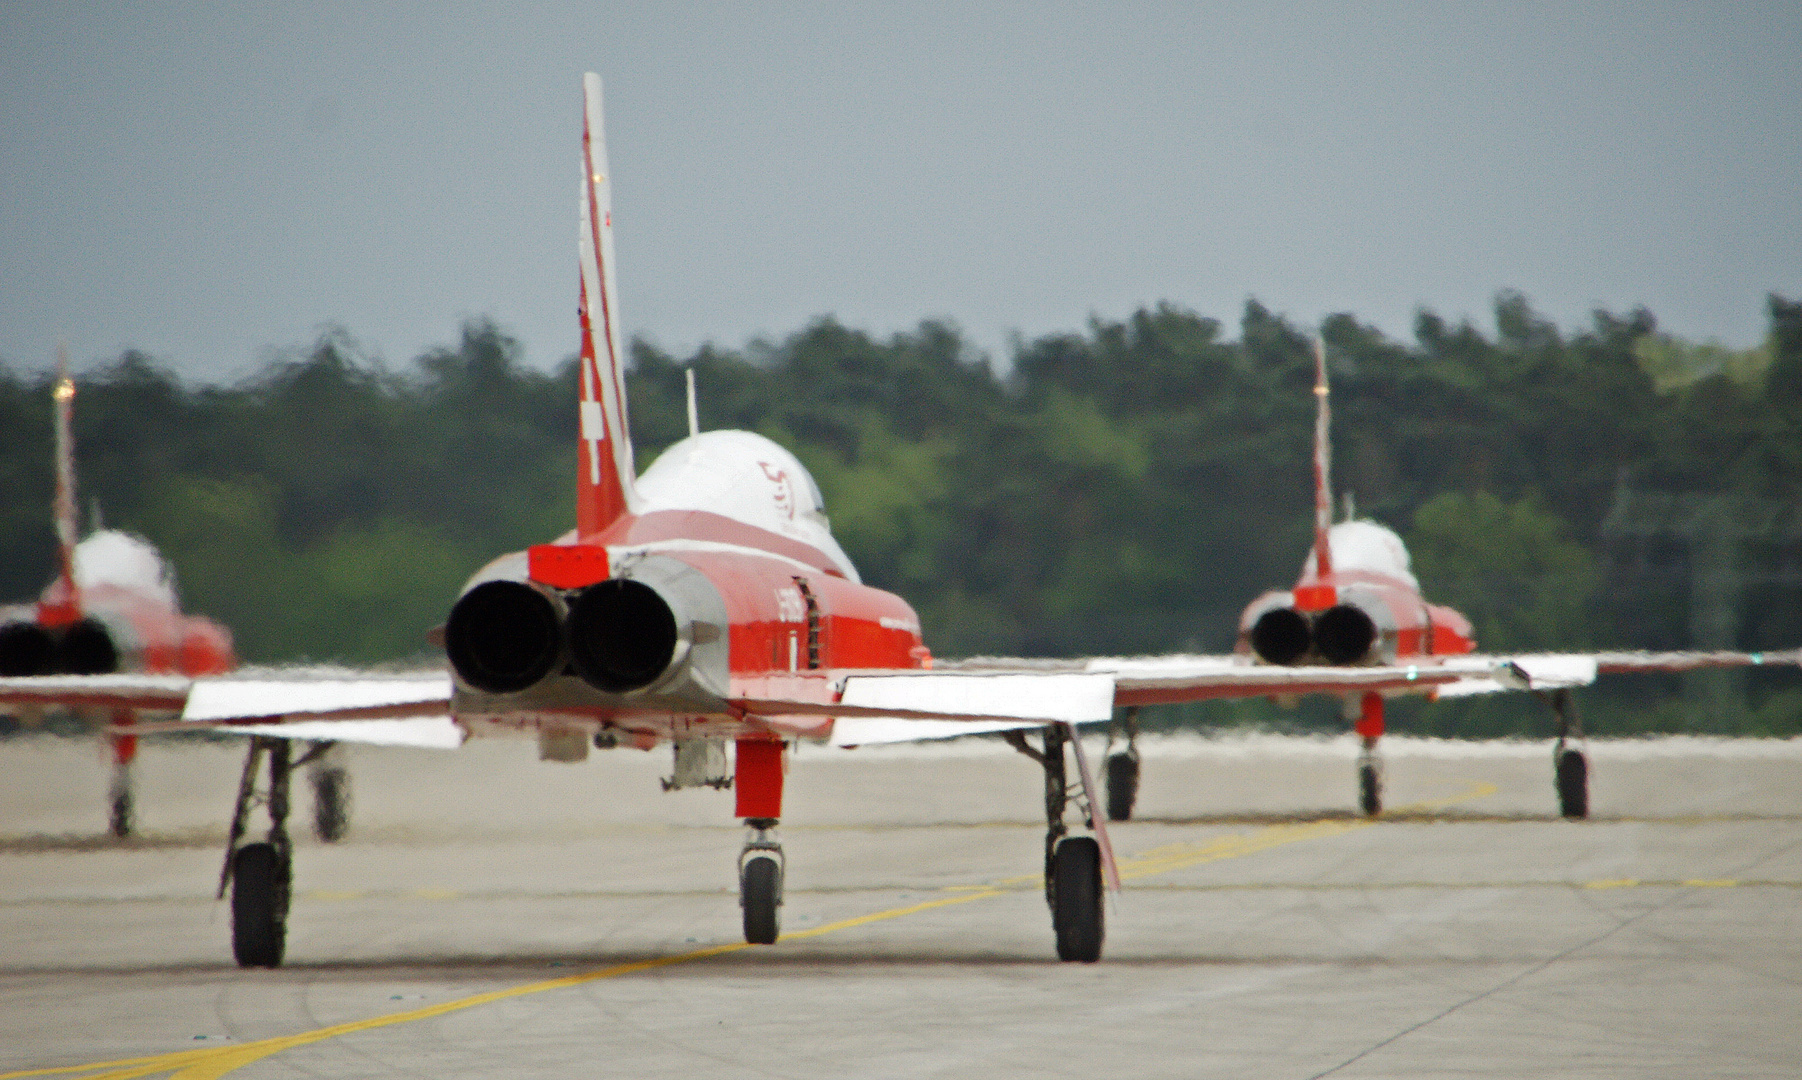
xmin=1249 ymin=603 xmax=1378 ymax=666
xmin=444 ymin=555 xmax=729 ymax=700
xmin=0 ymin=618 xmax=119 ymax=677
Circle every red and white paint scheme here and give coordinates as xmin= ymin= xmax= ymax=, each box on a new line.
xmin=0 ymin=352 xmax=236 ymax=836
xmin=4 ymin=74 xmax=1794 ymax=969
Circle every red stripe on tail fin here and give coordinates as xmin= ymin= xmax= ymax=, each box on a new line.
xmin=1310 ymin=337 xmax=1334 ymax=581
xmin=575 ymin=73 xmax=638 ymax=537
xmin=42 ymin=345 xmax=81 ymax=626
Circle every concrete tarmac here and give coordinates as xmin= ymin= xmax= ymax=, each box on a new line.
xmin=1 ymin=731 xmax=1799 ymax=1078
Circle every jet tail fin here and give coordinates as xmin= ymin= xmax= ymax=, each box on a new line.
xmin=44 ymin=345 xmax=81 ymax=623
xmin=575 ymin=72 xmax=639 ymax=536
xmin=1310 ymin=338 xmax=1333 ymax=579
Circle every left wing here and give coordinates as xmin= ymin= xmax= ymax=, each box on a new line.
xmin=0 ymin=670 xmax=460 ymax=748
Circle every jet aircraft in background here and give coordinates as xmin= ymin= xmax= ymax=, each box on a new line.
xmin=0 ymin=353 xmax=355 ymax=841
xmin=1 ymin=74 xmax=1793 ymax=969
xmin=1092 ymin=339 xmax=1790 ymax=823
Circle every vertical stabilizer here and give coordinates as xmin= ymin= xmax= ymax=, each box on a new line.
xmin=575 ymin=72 xmax=640 ymax=536
xmin=43 ymin=346 xmax=81 ymax=624
xmin=1310 ymin=338 xmax=1334 ymax=579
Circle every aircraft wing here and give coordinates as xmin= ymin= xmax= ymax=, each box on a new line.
xmin=0 ymin=670 xmax=460 ymax=748
xmin=938 ymin=648 xmax=1802 ymax=706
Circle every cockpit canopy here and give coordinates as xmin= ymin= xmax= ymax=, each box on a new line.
xmin=636 ymin=430 xmax=857 ymax=580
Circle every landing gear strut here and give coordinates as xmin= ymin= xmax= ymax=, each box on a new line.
xmin=1544 ymin=688 xmax=1588 ymax=819
xmin=1354 ymin=692 xmax=1383 ymax=817
xmin=108 ymin=709 xmax=135 ymax=838
xmin=734 ymin=739 xmax=786 ymax=944
xmin=1008 ymin=724 xmax=1109 ymax=962
xmin=221 ymin=737 xmax=296 ymax=968
xmin=1103 ymin=706 xmax=1141 ymax=821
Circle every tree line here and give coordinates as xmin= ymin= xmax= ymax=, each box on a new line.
xmin=3 ymin=293 xmax=1798 ymax=736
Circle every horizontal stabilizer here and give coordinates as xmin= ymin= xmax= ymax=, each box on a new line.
xmin=839 ymin=672 xmax=1115 ymax=723
xmin=181 ymin=673 xmax=451 ymax=723
xmin=229 ymin=717 xmax=464 ymax=749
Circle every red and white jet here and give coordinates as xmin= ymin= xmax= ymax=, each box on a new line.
xmin=1086 ymin=337 xmax=1796 ymax=824
xmin=0 ymin=350 xmax=237 ymax=836
xmin=3 ymin=75 xmax=1794 ymax=968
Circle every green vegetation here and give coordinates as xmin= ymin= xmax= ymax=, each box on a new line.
xmin=3 ymin=293 xmax=1798 ymax=736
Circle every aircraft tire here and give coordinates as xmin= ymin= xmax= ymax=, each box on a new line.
xmin=741 ymin=854 xmax=781 ymax=945
xmin=1359 ymin=762 xmax=1382 ymax=817
xmin=1051 ymin=836 xmax=1104 ymax=962
xmin=231 ymin=843 xmax=290 ymax=968
xmin=1557 ymin=749 xmax=1589 ymax=819
xmin=108 ymin=786 xmax=133 ymax=839
xmin=1104 ymin=753 xmax=1139 ymax=821
xmin=312 ymin=767 xmax=351 ymax=843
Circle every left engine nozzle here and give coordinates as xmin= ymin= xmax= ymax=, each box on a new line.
xmin=0 ymin=622 xmax=54 ymax=676
xmin=445 ymin=580 xmax=566 ymax=694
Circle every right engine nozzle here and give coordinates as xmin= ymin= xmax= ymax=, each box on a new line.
xmin=1313 ymin=604 xmax=1377 ymax=665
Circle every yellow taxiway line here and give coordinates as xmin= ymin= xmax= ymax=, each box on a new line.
xmin=4 ymin=779 xmax=1521 ymax=1080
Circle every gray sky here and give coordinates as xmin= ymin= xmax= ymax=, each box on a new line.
xmin=3 ymin=2 xmax=1798 ymax=382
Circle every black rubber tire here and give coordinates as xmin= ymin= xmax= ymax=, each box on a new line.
xmin=741 ymin=855 xmax=781 ymax=945
xmin=312 ymin=767 xmax=350 ymax=843
xmin=231 ymin=843 xmax=290 ymax=968
xmin=108 ymin=786 xmax=133 ymax=839
xmin=1557 ymin=749 xmax=1589 ymax=819
xmin=1105 ymin=753 xmax=1139 ymax=822
xmin=1359 ymin=762 xmax=1382 ymax=817
xmin=1051 ymin=836 xmax=1104 ymax=962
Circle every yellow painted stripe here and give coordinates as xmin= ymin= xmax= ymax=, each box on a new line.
xmin=3 ymin=778 xmax=1498 ymax=1080
xmin=1583 ymin=878 xmax=1640 ymax=890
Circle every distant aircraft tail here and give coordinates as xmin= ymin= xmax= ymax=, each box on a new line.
xmin=43 ymin=345 xmax=81 ymax=624
xmin=1310 ymin=338 xmax=1334 ymax=579
xmin=575 ymin=72 xmax=640 ymax=536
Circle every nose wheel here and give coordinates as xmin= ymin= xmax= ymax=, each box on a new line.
xmin=1358 ymin=744 xmax=1383 ymax=817
xmin=739 ymin=818 xmax=783 ymax=945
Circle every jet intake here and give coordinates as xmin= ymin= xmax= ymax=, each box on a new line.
xmin=0 ymin=622 xmax=54 ymax=676
xmin=1249 ymin=608 xmax=1312 ymax=666
xmin=1314 ymin=604 xmax=1377 ymax=665
xmin=567 ymin=578 xmax=680 ymax=693
xmin=445 ymin=580 xmax=565 ymax=694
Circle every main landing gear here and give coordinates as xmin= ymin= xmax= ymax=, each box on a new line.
xmin=219 ymin=738 xmax=340 ymax=967
xmin=734 ymin=739 xmax=786 ymax=944
xmin=1007 ymin=724 xmax=1110 ymax=962
xmin=1103 ymin=706 xmax=1141 ymax=821
xmin=1543 ymin=688 xmax=1589 ymax=819
xmin=222 ymin=737 xmax=293 ymax=968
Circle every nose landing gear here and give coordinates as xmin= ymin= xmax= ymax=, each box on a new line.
xmin=739 ymin=819 xmax=784 ymax=945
